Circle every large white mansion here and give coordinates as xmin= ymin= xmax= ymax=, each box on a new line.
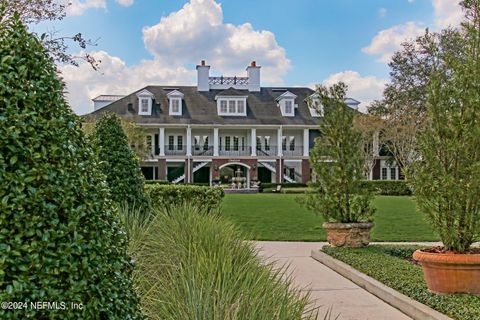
xmin=89 ymin=61 xmax=399 ymax=186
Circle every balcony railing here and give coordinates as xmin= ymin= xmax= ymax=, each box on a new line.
xmin=282 ymin=146 xmax=304 ymax=157
xmin=165 ymin=145 xmax=186 ymax=156
xmin=219 ymin=145 xmax=251 ymax=156
xmin=256 ymin=146 xmax=277 ymax=157
xmin=209 ymin=76 xmax=249 ymax=86
xmin=193 ymin=146 xmax=214 ymax=156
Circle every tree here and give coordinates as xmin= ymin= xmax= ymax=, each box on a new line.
xmin=93 ymin=113 xmax=148 ymax=208
xmin=352 ymin=114 xmax=383 ymax=179
xmin=305 ymin=83 xmax=375 ymax=223
xmin=83 ymin=116 xmax=149 ymax=159
xmin=368 ymin=25 xmax=465 ymax=175
xmin=411 ymin=0 xmax=480 ymax=253
xmin=0 ymin=0 xmax=99 ymax=69
xmin=0 ymin=15 xmax=142 ymax=319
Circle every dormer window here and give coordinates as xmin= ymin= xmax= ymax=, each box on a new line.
xmin=136 ymin=89 xmax=154 ymax=115
xmin=308 ymin=93 xmax=323 ymax=117
xmin=216 ymin=97 xmax=248 ymax=116
xmin=276 ymin=91 xmax=297 ymax=117
xmin=167 ymin=90 xmax=184 ymax=116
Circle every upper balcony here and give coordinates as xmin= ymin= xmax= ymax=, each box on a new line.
xmin=209 ymin=76 xmax=249 ymax=86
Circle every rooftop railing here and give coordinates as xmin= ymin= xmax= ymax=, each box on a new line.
xmin=209 ymin=76 xmax=248 ymax=85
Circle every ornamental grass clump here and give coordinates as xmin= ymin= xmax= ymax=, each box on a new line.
xmin=411 ymin=0 xmax=480 ymax=254
xmin=124 ymin=204 xmax=318 ymax=320
xmin=0 ymin=14 xmax=142 ymax=319
xmin=304 ymin=83 xmax=375 ymax=223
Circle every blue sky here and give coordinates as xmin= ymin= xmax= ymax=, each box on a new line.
xmin=36 ymin=0 xmax=464 ymax=114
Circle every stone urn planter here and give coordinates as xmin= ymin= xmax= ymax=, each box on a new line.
xmin=413 ymin=249 xmax=480 ymax=295
xmin=323 ymin=222 xmax=374 ymax=248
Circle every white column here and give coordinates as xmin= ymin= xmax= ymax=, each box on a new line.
xmin=373 ymin=131 xmax=380 ymax=156
xmin=213 ymin=128 xmax=219 ymax=156
xmin=159 ymin=127 xmax=165 ymax=156
xmin=186 ymin=126 xmax=192 ymax=156
xmin=303 ymin=129 xmax=309 ymax=157
xmin=251 ymin=128 xmax=256 ymax=156
xmin=277 ymin=126 xmax=283 ymax=156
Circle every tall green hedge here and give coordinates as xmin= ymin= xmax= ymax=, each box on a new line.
xmin=93 ymin=112 xmax=148 ymax=208
xmin=0 ymin=16 xmax=142 ymax=319
xmin=145 ymin=184 xmax=224 ymax=214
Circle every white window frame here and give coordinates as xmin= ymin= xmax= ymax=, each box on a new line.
xmin=136 ymin=89 xmax=154 ymax=116
xmin=216 ymin=97 xmax=247 ymax=116
xmin=309 ymin=98 xmax=323 ymax=117
xmin=169 ymin=98 xmax=182 ymax=115
xmin=380 ymin=160 xmax=399 ymax=180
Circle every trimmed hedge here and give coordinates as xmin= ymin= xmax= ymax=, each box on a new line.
xmin=260 ymin=182 xmax=307 ymax=192
xmin=356 ymin=180 xmax=412 ymax=196
xmin=323 ymin=246 xmax=480 ymax=320
xmin=145 ymin=184 xmax=224 ymax=214
xmin=0 ymin=17 xmax=142 ymax=319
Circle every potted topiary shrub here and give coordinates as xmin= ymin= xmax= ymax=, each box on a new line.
xmin=304 ymin=83 xmax=375 ymax=247
xmin=411 ymin=2 xmax=480 ymax=295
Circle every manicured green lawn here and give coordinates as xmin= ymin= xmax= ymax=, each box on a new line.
xmin=222 ymin=194 xmax=439 ymax=241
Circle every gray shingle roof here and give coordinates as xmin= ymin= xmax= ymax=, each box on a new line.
xmin=87 ymin=86 xmax=321 ymax=126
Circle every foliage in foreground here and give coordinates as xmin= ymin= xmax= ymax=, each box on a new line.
xmin=123 ymin=204 xmax=318 ymax=320
xmin=411 ymin=1 xmax=480 ymax=253
xmin=0 ymin=15 xmax=142 ymax=319
xmin=144 ymin=184 xmax=224 ymax=214
xmin=305 ymin=83 xmax=374 ymax=223
xmin=322 ymin=245 xmax=480 ymax=320
xmin=93 ymin=112 xmax=148 ymax=209
xmin=356 ymin=180 xmax=412 ymax=196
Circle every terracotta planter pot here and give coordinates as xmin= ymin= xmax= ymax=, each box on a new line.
xmin=322 ymin=222 xmax=374 ymax=248
xmin=413 ymin=250 xmax=480 ymax=295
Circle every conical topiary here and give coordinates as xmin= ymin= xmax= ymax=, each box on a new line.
xmin=0 ymin=14 xmax=143 ymax=319
xmin=92 ymin=112 xmax=148 ymax=209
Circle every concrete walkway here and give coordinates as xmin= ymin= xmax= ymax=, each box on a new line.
xmin=254 ymin=241 xmax=412 ymax=320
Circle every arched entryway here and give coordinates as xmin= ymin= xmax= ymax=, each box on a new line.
xmin=218 ymin=162 xmax=251 ymax=188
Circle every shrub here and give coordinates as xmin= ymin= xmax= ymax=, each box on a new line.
xmin=92 ymin=112 xmax=148 ymax=208
xmin=145 ymin=184 xmax=224 ymax=214
xmin=0 ymin=16 xmax=142 ymax=319
xmin=411 ymin=8 xmax=480 ymax=253
xmin=356 ymin=180 xmax=412 ymax=196
xmin=144 ymin=180 xmax=170 ymax=185
xmin=127 ymin=204 xmax=318 ymax=320
xmin=260 ymin=182 xmax=307 ymax=192
xmin=305 ymin=83 xmax=375 ymax=223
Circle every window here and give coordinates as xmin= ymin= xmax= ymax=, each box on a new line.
xmin=140 ymin=98 xmax=150 ymax=114
xmin=225 ymin=136 xmax=231 ymax=151
xmin=233 ymin=136 xmax=239 ymax=151
xmin=285 ymin=100 xmax=293 ymax=114
xmin=170 ymin=98 xmax=181 ymax=115
xmin=381 ymin=168 xmax=388 ymax=180
xmin=264 ymin=136 xmax=270 ymax=151
xmin=289 ymin=136 xmax=295 ymax=151
xmin=146 ymin=135 xmax=153 ymax=156
xmin=228 ymin=100 xmax=236 ymax=113
xmin=256 ymin=136 xmax=262 ymax=150
xmin=194 ymin=135 xmax=200 ymax=150
xmin=282 ymin=136 xmax=287 ymax=151
xmin=217 ymin=98 xmax=247 ymax=116
xmin=168 ymin=136 xmax=175 ymax=150
xmin=203 ymin=136 xmax=209 ymax=150
xmin=177 ymin=136 xmax=183 ymax=151
xmin=241 ymin=137 xmax=245 ymax=151
xmin=237 ymin=100 xmax=245 ymax=113
xmin=390 ymin=167 xmax=397 ymax=180
xmin=220 ymin=100 xmax=227 ymax=113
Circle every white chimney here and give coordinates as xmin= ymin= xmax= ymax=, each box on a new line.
xmin=196 ymin=60 xmax=210 ymax=91
xmin=246 ymin=61 xmax=261 ymax=92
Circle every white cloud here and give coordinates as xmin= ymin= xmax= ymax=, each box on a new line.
xmin=116 ymin=0 xmax=134 ymax=7
xmin=61 ymin=51 xmax=194 ymax=115
xmin=62 ymin=0 xmax=290 ymax=114
xmin=362 ymin=22 xmax=425 ymax=63
xmin=432 ymin=0 xmax=463 ymax=28
xmin=379 ymin=8 xmax=387 ymax=18
xmin=64 ymin=0 xmax=107 ymax=16
xmin=142 ymin=0 xmax=290 ymax=85
xmin=320 ymin=71 xmax=388 ymax=113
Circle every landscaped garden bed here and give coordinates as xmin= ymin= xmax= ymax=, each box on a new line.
xmin=322 ymin=245 xmax=480 ymax=320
